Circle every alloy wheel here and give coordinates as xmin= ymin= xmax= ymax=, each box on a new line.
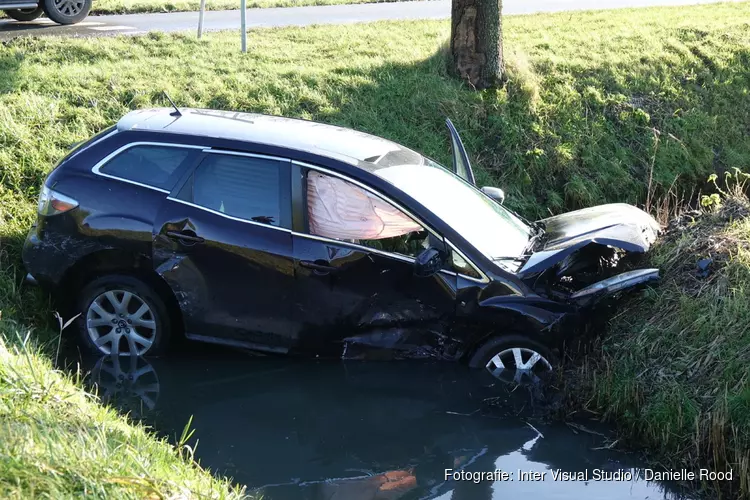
xmin=52 ymin=0 xmax=85 ymax=16
xmin=485 ymin=347 xmax=553 ymax=385
xmin=86 ymin=289 xmax=157 ymax=356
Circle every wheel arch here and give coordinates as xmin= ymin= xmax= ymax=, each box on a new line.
xmin=466 ymin=332 xmax=557 ymax=370
xmin=462 ymin=328 xmax=552 ymax=364
xmin=59 ymin=249 xmax=185 ymax=337
xmin=462 ymin=297 xmax=579 ymax=359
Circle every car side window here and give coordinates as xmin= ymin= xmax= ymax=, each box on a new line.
xmin=185 ymin=153 xmax=290 ymax=228
xmin=305 ymin=170 xmax=429 ymax=259
xmin=98 ymin=145 xmax=194 ymax=191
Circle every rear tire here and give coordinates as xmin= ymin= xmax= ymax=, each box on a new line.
xmin=4 ymin=6 xmax=44 ymax=21
xmin=75 ymin=275 xmax=172 ymax=357
xmin=42 ymin=0 xmax=90 ymax=24
xmin=469 ymin=334 xmax=556 ymax=384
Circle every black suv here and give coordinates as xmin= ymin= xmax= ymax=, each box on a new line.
xmin=23 ymin=108 xmax=660 ymax=380
xmin=2 ymin=0 xmax=91 ymax=25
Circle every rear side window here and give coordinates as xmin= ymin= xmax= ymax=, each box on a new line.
xmin=183 ymin=153 xmax=291 ymax=228
xmin=98 ymin=145 xmax=195 ymax=191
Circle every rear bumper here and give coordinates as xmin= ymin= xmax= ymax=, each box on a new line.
xmin=22 ymin=224 xmax=67 ymax=289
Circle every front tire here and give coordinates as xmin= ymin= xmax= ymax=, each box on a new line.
xmin=4 ymin=6 xmax=44 ymax=21
xmin=76 ymin=275 xmax=172 ymax=357
xmin=469 ymin=334 xmax=555 ymax=384
xmin=42 ymin=0 xmax=90 ymax=24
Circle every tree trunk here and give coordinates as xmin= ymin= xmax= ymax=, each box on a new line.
xmin=450 ymin=0 xmax=504 ymax=89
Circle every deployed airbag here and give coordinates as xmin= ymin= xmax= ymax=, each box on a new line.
xmin=307 ymin=171 xmax=422 ymax=240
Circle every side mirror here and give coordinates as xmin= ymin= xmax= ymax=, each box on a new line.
xmin=414 ymin=247 xmax=446 ymax=278
xmin=481 ymin=186 xmax=505 ymax=204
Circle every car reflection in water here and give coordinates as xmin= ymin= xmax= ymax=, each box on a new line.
xmin=91 ymin=354 xmax=160 ymax=418
xmin=84 ymin=351 xmax=692 ymax=500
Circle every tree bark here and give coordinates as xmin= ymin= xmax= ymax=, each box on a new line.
xmin=450 ymin=0 xmax=504 ymax=89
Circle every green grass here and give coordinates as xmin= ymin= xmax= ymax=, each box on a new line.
xmin=89 ymin=0 xmax=412 ymax=16
xmin=568 ymin=183 xmax=750 ymax=498
xmin=0 ymin=321 xmax=246 ymax=498
xmin=1 ymin=2 xmax=750 ymax=496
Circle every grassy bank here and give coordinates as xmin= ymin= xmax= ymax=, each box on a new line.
xmin=1 ymin=2 xmax=750 ymax=496
xmin=0 ymin=322 xmax=245 ymax=498
xmin=566 ymin=179 xmax=750 ymax=498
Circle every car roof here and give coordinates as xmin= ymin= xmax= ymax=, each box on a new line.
xmin=117 ymin=108 xmax=430 ymax=172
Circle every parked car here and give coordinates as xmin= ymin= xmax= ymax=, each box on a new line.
xmin=2 ymin=0 xmax=91 ymax=25
xmin=23 ymin=107 xmax=660 ymax=379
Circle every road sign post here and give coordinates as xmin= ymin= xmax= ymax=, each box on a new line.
xmin=240 ymin=0 xmax=247 ymax=52
xmin=197 ymin=0 xmax=246 ymax=52
xmin=197 ymin=0 xmax=206 ymax=37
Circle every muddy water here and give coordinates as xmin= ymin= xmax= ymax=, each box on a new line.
xmin=67 ymin=346 xmax=692 ymax=500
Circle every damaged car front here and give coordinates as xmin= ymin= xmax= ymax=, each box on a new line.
xmin=392 ymin=119 xmax=663 ymax=380
xmin=440 ymin=118 xmax=661 ymax=308
xmin=509 ymin=203 xmax=661 ymax=309
xmin=441 ymin=118 xmax=661 ymax=312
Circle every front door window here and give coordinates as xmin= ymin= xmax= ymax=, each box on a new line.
xmin=306 ymin=170 xmax=429 ymax=259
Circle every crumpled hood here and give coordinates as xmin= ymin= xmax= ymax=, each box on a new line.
xmin=542 ymin=203 xmax=660 ymax=251
xmin=518 ymin=203 xmax=660 ymax=277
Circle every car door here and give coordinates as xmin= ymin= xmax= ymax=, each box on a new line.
xmin=290 ymin=163 xmax=459 ymax=359
xmin=445 ymin=118 xmax=476 ymax=185
xmin=152 ymin=149 xmax=296 ymax=352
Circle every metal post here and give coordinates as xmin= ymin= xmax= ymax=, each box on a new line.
xmin=197 ymin=0 xmax=206 ymax=38
xmin=240 ymin=0 xmax=247 ymax=53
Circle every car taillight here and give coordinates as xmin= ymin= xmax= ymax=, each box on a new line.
xmin=37 ymin=185 xmax=79 ymax=216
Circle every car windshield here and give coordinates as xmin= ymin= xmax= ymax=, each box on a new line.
xmin=374 ymin=162 xmax=532 ymax=263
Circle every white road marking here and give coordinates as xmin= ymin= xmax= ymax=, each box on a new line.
xmin=90 ymin=25 xmax=136 ymax=31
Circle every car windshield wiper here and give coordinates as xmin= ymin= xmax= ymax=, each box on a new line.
xmin=491 ymin=255 xmax=530 ymax=272
xmin=492 ymin=256 xmax=528 ymax=262
xmin=524 ymin=222 xmax=546 ymax=254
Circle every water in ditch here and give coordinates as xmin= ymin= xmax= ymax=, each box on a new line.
xmin=64 ymin=345 xmax=694 ymax=500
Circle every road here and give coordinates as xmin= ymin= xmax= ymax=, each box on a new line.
xmin=0 ymin=0 xmax=736 ymax=39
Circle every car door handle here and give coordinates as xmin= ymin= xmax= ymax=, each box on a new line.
xmin=300 ymin=260 xmax=338 ymax=275
xmin=166 ymin=230 xmax=205 ymax=244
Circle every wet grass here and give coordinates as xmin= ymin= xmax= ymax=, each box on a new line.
xmin=1 ymin=2 xmax=750 ymax=496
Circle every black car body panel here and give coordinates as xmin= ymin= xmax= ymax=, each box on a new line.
xmin=23 ymin=108 xmax=661 ymax=360
xmin=152 ymin=198 xmax=298 ymax=351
